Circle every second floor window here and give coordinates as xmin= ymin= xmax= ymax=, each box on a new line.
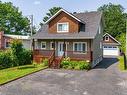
xmin=57 ymin=22 xmax=69 ymax=33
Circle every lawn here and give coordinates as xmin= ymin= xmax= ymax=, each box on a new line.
xmin=0 ymin=64 xmax=47 ymax=85
xmin=118 ymin=56 xmax=126 ymax=71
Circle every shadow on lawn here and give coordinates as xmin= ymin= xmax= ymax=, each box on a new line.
xmin=93 ymin=57 xmax=119 ymax=69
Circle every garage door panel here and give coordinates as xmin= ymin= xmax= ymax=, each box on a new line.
xmin=103 ymin=46 xmax=119 ymax=56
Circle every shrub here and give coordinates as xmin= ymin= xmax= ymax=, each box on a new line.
xmin=0 ymin=50 xmax=13 ymax=69
xmin=43 ymin=58 xmax=48 ymax=66
xmin=61 ymin=57 xmax=90 ymax=70
xmin=10 ymin=39 xmax=32 ymax=66
xmin=20 ymin=50 xmax=32 ymax=65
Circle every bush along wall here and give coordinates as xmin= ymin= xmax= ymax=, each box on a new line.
xmin=61 ymin=57 xmax=91 ymax=70
xmin=0 ymin=39 xmax=32 ymax=69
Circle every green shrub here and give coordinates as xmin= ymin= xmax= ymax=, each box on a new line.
xmin=20 ymin=50 xmax=32 ymax=65
xmin=61 ymin=57 xmax=90 ymax=70
xmin=11 ymin=39 xmax=32 ymax=66
xmin=43 ymin=59 xmax=48 ymax=66
xmin=0 ymin=39 xmax=32 ymax=69
xmin=0 ymin=50 xmax=13 ymax=69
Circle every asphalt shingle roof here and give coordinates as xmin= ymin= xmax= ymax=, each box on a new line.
xmin=31 ymin=11 xmax=102 ymax=39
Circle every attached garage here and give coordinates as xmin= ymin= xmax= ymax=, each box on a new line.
xmin=103 ymin=33 xmax=121 ymax=56
xmin=103 ymin=46 xmax=119 ymax=56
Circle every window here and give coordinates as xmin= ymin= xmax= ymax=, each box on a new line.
xmin=57 ymin=22 xmax=69 ymax=33
xmin=105 ymin=36 xmax=109 ymax=41
xmin=73 ymin=42 xmax=87 ymax=53
xmin=104 ymin=46 xmax=107 ymax=48
xmin=50 ymin=42 xmax=55 ymax=50
xmin=41 ymin=42 xmax=46 ymax=49
xmin=5 ymin=39 xmax=10 ymax=48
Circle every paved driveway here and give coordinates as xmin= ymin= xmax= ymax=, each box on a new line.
xmin=0 ymin=57 xmax=127 ymax=95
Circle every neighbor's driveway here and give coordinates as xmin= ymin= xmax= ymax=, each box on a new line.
xmin=0 ymin=57 xmax=127 ymax=95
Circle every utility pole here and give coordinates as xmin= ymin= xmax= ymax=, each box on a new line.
xmin=126 ymin=19 xmax=127 ymax=56
xmin=29 ymin=15 xmax=33 ymax=36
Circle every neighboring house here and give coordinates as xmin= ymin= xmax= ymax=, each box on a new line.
xmin=103 ymin=33 xmax=121 ymax=56
xmin=31 ymin=9 xmax=104 ymax=68
xmin=0 ymin=31 xmax=31 ymax=49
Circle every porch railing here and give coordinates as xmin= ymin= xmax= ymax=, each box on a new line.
xmin=48 ymin=51 xmax=55 ymax=67
xmin=33 ymin=49 xmax=55 ymax=63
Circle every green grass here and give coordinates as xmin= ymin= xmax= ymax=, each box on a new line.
xmin=118 ymin=56 xmax=126 ymax=71
xmin=0 ymin=64 xmax=47 ymax=85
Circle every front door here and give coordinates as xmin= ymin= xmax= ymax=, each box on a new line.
xmin=58 ymin=42 xmax=67 ymax=56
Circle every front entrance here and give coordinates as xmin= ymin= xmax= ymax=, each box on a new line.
xmin=58 ymin=42 xmax=67 ymax=56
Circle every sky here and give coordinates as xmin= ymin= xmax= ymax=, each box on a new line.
xmin=1 ymin=0 xmax=127 ymax=28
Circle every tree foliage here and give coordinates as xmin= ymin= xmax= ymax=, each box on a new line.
xmin=0 ymin=1 xmax=30 ymax=35
xmin=98 ymin=3 xmax=126 ymax=52
xmin=98 ymin=3 xmax=126 ymax=37
xmin=40 ymin=7 xmax=61 ymax=26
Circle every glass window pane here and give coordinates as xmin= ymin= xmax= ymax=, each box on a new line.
xmin=82 ymin=43 xmax=86 ymax=52
xmin=74 ymin=43 xmax=78 ymax=51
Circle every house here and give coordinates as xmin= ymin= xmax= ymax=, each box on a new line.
xmin=0 ymin=31 xmax=31 ymax=49
xmin=103 ymin=33 xmax=121 ymax=56
xmin=31 ymin=9 xmax=104 ymax=68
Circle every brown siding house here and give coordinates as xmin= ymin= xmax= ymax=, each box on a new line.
xmin=31 ymin=9 xmax=104 ymax=68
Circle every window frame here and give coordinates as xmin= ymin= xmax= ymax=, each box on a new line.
xmin=50 ymin=42 xmax=56 ymax=50
xmin=5 ymin=39 xmax=10 ymax=48
xmin=105 ymin=36 xmax=109 ymax=41
xmin=41 ymin=41 xmax=46 ymax=50
xmin=57 ymin=22 xmax=69 ymax=33
xmin=73 ymin=42 xmax=87 ymax=54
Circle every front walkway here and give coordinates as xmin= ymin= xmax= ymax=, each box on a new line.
xmin=0 ymin=58 xmax=127 ymax=95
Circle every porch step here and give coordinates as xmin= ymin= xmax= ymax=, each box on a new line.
xmin=50 ymin=57 xmax=62 ymax=69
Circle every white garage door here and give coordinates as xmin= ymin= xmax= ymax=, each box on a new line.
xmin=103 ymin=46 xmax=119 ymax=56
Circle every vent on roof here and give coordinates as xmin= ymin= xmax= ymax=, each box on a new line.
xmin=73 ymin=12 xmax=77 ymax=14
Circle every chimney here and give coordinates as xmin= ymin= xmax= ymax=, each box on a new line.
xmin=0 ymin=31 xmax=4 ymax=49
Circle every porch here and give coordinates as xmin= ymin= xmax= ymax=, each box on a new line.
xmin=32 ymin=39 xmax=93 ymax=68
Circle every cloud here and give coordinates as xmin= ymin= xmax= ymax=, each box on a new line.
xmin=34 ymin=1 xmax=41 ymax=5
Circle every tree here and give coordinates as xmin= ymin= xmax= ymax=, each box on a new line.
xmin=0 ymin=1 xmax=30 ymax=35
xmin=40 ymin=7 xmax=61 ymax=26
xmin=98 ymin=3 xmax=126 ymax=52
xmin=98 ymin=3 xmax=126 ymax=38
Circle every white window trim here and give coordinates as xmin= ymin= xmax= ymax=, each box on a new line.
xmin=105 ymin=36 xmax=109 ymax=41
xmin=41 ymin=41 xmax=46 ymax=49
xmin=73 ymin=42 xmax=87 ymax=54
xmin=50 ymin=42 xmax=56 ymax=50
xmin=57 ymin=22 xmax=69 ymax=33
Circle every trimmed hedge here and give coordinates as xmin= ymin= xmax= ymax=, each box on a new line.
xmin=61 ymin=57 xmax=91 ymax=70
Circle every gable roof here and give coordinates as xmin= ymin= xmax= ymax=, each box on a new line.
xmin=103 ymin=33 xmax=121 ymax=45
xmin=45 ymin=8 xmax=85 ymax=24
xmin=31 ymin=10 xmax=102 ymax=39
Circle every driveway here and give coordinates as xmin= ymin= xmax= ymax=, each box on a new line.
xmin=0 ymin=57 xmax=127 ymax=95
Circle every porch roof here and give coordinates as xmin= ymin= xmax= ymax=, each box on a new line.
xmin=31 ymin=31 xmax=94 ymax=39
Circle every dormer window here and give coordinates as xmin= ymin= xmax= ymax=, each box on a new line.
xmin=57 ymin=22 xmax=69 ymax=33
xmin=105 ymin=36 xmax=109 ymax=41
